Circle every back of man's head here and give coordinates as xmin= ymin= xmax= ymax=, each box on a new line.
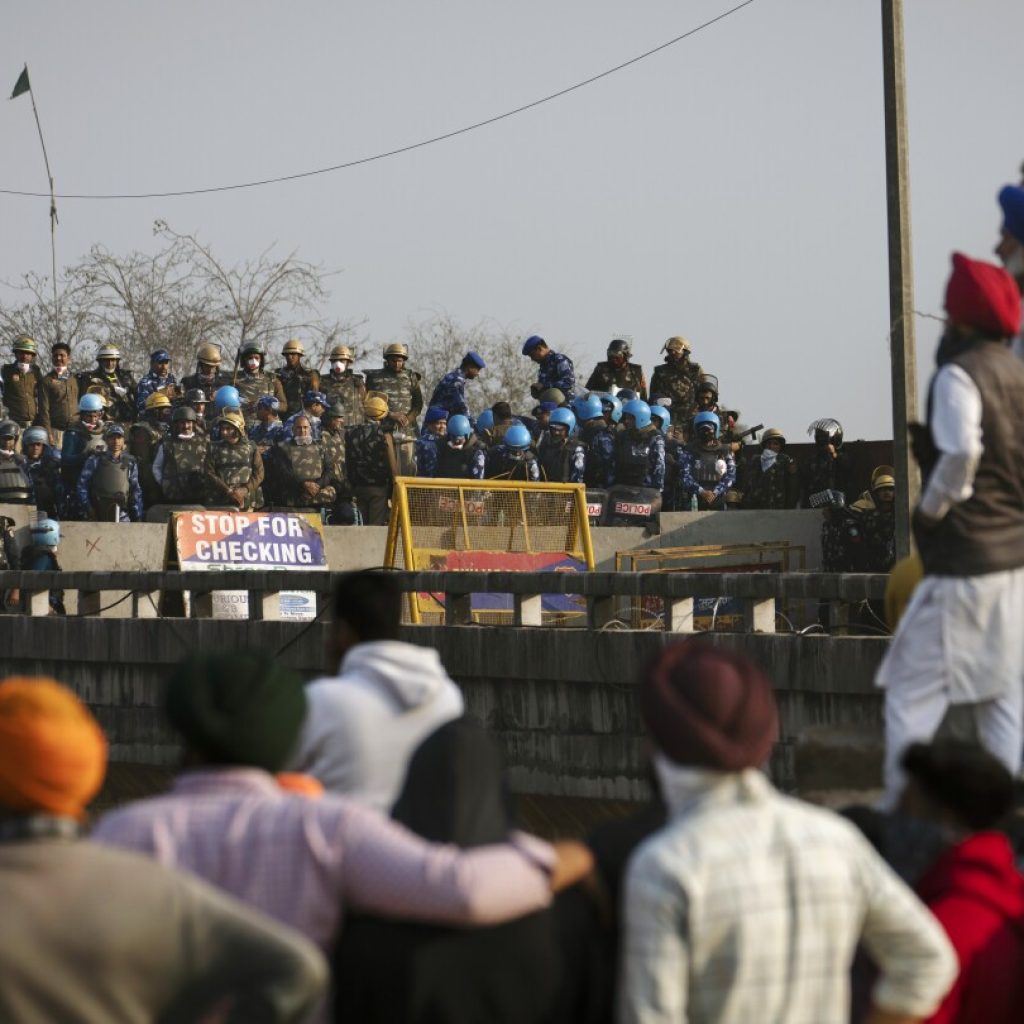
xmin=900 ymin=739 xmax=1014 ymax=832
xmin=333 ymin=571 xmax=402 ymax=643
xmin=491 ymin=402 xmax=512 ymax=424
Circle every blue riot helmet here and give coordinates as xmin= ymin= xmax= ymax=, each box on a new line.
xmin=23 ymin=426 xmax=49 ymax=447
xmin=504 ymin=423 xmax=532 ymax=449
xmin=476 ymin=408 xmax=495 ymax=432
xmin=214 ymin=385 xmax=241 ymax=412
xmin=548 ymin=408 xmax=577 ymax=433
xmin=574 ymin=394 xmax=605 ymax=422
xmin=693 ymin=410 xmax=720 ymax=437
xmin=621 ymin=399 xmax=652 ymax=430
xmin=599 ymin=393 xmax=623 ymax=424
xmin=31 ymin=517 xmax=60 ymax=548
xmin=304 ymin=389 xmax=328 ymax=408
xmin=79 ymin=393 xmax=105 ymax=414
xmin=447 ymin=415 xmax=472 ymax=438
xmin=650 ymin=405 xmax=671 ymax=434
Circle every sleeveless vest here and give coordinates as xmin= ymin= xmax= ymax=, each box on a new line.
xmin=210 ymin=439 xmax=255 ymax=488
xmin=162 ymin=436 xmax=209 ymax=501
xmin=0 ymin=456 xmax=32 ymax=502
xmin=90 ymin=457 xmax=130 ymax=504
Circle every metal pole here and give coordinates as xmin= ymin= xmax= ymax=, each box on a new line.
xmin=881 ymin=0 xmax=918 ymax=559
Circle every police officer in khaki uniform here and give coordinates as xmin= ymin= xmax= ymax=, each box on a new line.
xmin=37 ymin=340 xmax=79 ymax=441
xmin=1 ymin=336 xmax=44 ymax=428
xmin=584 ymin=338 xmax=648 ymax=399
xmin=364 ymin=343 xmax=423 ymax=432
xmin=275 ymin=339 xmax=320 ymax=417
xmin=320 ymin=345 xmax=366 ymax=426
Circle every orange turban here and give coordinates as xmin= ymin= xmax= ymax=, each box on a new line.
xmin=0 ymin=677 xmax=107 ymax=819
xmin=885 ymin=553 xmax=924 ymax=632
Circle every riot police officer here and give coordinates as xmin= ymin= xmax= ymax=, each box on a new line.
xmin=233 ymin=340 xmax=287 ymax=425
xmin=0 ymin=420 xmax=34 ymax=505
xmin=428 ymin=351 xmax=485 ymax=419
xmin=77 ymin=344 xmax=137 ymax=425
xmin=364 ymin=343 xmax=424 ymax=432
xmin=612 ymin=400 xmax=666 ymax=491
xmin=435 ymin=415 xmax=487 ymax=479
xmin=486 ymin=423 xmax=540 ymax=481
xmin=585 ymin=338 xmax=647 ymax=399
xmin=344 ymin=395 xmax=393 ymax=524
xmin=803 ymin=418 xmax=851 ymax=506
xmin=205 ymin=411 xmax=264 ymax=511
xmin=129 ymin=392 xmax=172 ymax=510
xmin=537 ymin=408 xmax=585 ymax=483
xmin=677 ymin=411 xmax=736 ymax=511
xmin=60 ymin=393 xmax=108 ymax=510
xmin=742 ymin=428 xmax=800 ymax=510
xmin=415 ymin=407 xmax=448 ymax=477
xmin=21 ymin=426 xmax=61 ymax=518
xmin=248 ymin=395 xmax=285 ymax=450
xmin=265 ymin=414 xmax=337 ymax=511
xmin=274 ymin=338 xmax=320 ymax=417
xmin=320 ymin=344 xmax=365 ymax=426
xmin=649 ymin=336 xmax=703 ymax=426
xmin=574 ymin=394 xmax=615 ymax=489
xmin=77 ymin=422 xmax=142 ymax=522
xmin=522 ymin=335 xmax=575 ymax=401
xmin=152 ymin=406 xmax=210 ymax=505
xmin=135 ymin=349 xmax=179 ymax=415
xmin=180 ymin=342 xmax=228 ymax=404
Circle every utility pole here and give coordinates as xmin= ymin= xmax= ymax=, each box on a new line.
xmin=881 ymin=0 xmax=918 ymax=559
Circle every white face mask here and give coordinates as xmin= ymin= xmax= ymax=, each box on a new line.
xmin=1006 ymin=246 xmax=1024 ymax=281
xmin=16 ymin=362 xmax=30 ymax=374
xmin=331 ymin=360 xmax=346 ymax=373
xmin=761 ymin=449 xmax=778 ymax=471
xmin=294 ymin=435 xmax=313 ymax=446
xmin=177 ymin=431 xmax=194 ymax=440
xmin=245 ymin=356 xmax=260 ymax=371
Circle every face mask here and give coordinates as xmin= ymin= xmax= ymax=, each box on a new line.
xmin=761 ymin=449 xmax=778 ymax=471
xmin=177 ymin=431 xmax=194 ymax=440
xmin=294 ymin=435 xmax=312 ymax=446
xmin=245 ymin=357 xmax=260 ymax=371
xmin=448 ymin=438 xmax=466 ymax=450
xmin=331 ymin=360 xmax=346 ymax=373
xmin=1005 ymin=246 xmax=1024 ymax=280
xmin=16 ymin=361 xmax=30 ymax=374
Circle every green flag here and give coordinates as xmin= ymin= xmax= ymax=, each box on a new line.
xmin=10 ymin=66 xmax=30 ymax=100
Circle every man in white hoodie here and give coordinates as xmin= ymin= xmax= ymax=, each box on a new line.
xmin=288 ymin=570 xmax=464 ymax=811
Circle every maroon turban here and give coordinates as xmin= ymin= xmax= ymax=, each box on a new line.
xmin=640 ymin=642 xmax=779 ymax=771
xmin=944 ymin=252 xmax=1021 ymax=339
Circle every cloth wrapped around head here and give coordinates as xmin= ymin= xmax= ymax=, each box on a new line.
xmin=0 ymin=677 xmax=108 ymax=819
xmin=639 ymin=642 xmax=778 ymax=771
xmin=165 ymin=652 xmax=306 ymax=772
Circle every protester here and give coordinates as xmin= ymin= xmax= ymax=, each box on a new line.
xmin=287 ymin=570 xmax=464 ymax=810
xmin=877 ymin=253 xmax=1024 ymax=803
xmin=619 ymin=641 xmax=957 ymax=1024
xmin=334 ymin=718 xmax=562 ymax=1023
xmin=0 ymin=675 xmax=327 ymax=1023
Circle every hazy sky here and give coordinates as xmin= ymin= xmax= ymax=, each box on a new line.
xmin=2 ymin=0 xmax=1022 ymax=441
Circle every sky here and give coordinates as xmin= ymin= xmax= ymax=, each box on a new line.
xmin=2 ymin=0 xmax=1022 ymax=441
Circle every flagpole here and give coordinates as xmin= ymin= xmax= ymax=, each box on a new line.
xmin=21 ymin=65 xmax=61 ymax=343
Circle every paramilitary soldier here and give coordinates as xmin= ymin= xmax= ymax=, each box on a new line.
xmin=1 ymin=336 xmax=44 ymax=428
xmin=741 ymin=428 xmax=800 ymax=510
xmin=204 ymin=410 xmax=264 ymax=511
xmin=21 ymin=426 xmax=61 ymax=518
xmin=649 ymin=336 xmax=703 ymax=426
xmin=129 ymin=392 xmax=172 ymax=510
xmin=76 ymin=422 xmax=143 ymax=522
xmin=77 ymin=344 xmax=137 ymax=425
xmin=37 ymin=339 xmax=79 ymax=437
xmin=344 ymin=395 xmax=394 ymax=525
xmin=522 ymin=335 xmax=576 ymax=402
xmin=0 ymin=420 xmax=34 ymax=505
xmin=152 ymin=406 xmax=210 ymax=505
xmin=274 ymin=338 xmax=320 ymax=418
xmin=265 ymin=413 xmax=337 ymax=511
xmin=537 ymin=408 xmax=586 ymax=483
xmin=233 ymin=340 xmax=287 ymax=425
xmin=180 ymin=342 xmax=229 ymax=404
xmin=585 ymin=338 xmax=647 ymax=400
xmin=434 ymin=415 xmax=487 ymax=480
xmin=364 ymin=343 xmax=424 ymax=433
xmin=320 ymin=344 xmax=366 ymax=427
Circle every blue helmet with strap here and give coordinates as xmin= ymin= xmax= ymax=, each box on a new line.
xmin=573 ymin=394 xmax=605 ymax=422
xmin=622 ymin=399 xmax=652 ymax=430
xmin=476 ymin=409 xmax=495 ymax=432
xmin=650 ymin=405 xmax=671 ymax=434
xmin=447 ymin=415 xmax=472 ymax=438
xmin=504 ymin=423 xmax=532 ymax=449
xmin=693 ymin=411 xmax=720 ymax=436
xmin=599 ymin=393 xmax=622 ymax=424
xmin=549 ymin=408 xmax=576 ymax=433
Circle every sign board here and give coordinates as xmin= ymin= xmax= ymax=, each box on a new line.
xmin=172 ymin=511 xmax=327 ymax=620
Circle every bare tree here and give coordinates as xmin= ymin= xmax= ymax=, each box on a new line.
xmin=0 ymin=269 xmax=101 ymax=361
xmin=406 ymin=311 xmax=580 ymax=416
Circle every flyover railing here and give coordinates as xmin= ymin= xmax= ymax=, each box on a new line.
xmin=0 ymin=569 xmax=889 ymax=634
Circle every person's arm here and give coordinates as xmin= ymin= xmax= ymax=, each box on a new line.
xmin=854 ymin=834 xmax=957 ymax=1021
xmin=618 ymin=850 xmax=688 ymax=1024
xmin=712 ymin=453 xmax=736 ymax=498
xmin=128 ymin=460 xmax=143 ymax=521
xmin=648 ymin=436 xmax=666 ymax=492
xmin=164 ymin=867 xmax=327 ymax=1024
xmin=248 ymin=448 xmax=265 ymax=498
xmin=152 ymin=444 xmax=167 ymax=486
xmin=338 ymin=801 xmax=558 ymax=926
xmin=917 ymin=365 xmax=982 ymax=524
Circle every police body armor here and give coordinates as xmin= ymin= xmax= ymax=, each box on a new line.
xmin=688 ymin=443 xmax=731 ymax=486
xmin=0 ymin=455 xmax=33 ymax=503
xmin=211 ymin=440 xmax=255 ymax=488
xmin=27 ymin=456 xmax=61 ymax=517
xmin=180 ymin=371 xmax=226 ymax=403
xmin=61 ymin=424 xmax=107 ymax=487
xmin=492 ymin=448 xmax=537 ymax=481
xmin=235 ymin=371 xmax=280 ymax=420
xmin=581 ymin=423 xmax=613 ymax=489
xmin=277 ymin=367 xmax=316 ymax=415
xmin=364 ymin=368 xmax=421 ymax=424
xmin=437 ymin=439 xmax=481 ymax=479
xmin=538 ymin=441 xmax=573 ymax=484
xmin=280 ymin=441 xmax=326 ymax=483
xmin=615 ymin=433 xmax=656 ymax=488
xmin=320 ymin=430 xmax=347 ymax=485
xmin=80 ymin=370 xmax=136 ymax=423
xmin=89 ymin=455 xmax=131 ymax=521
xmin=162 ymin=436 xmax=209 ymax=502
xmin=322 ymin=372 xmax=366 ymax=426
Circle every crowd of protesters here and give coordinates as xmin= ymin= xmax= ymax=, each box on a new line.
xmin=2 ymin=570 xmax=1023 ymax=1022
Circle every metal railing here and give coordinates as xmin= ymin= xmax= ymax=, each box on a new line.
xmin=0 ymin=569 xmax=889 ymax=634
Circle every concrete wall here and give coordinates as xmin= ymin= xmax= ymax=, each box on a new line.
xmin=0 ymin=617 xmax=885 ymax=797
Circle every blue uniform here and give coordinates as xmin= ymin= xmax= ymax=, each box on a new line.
xmin=77 ymin=452 xmax=143 ymax=522
xmin=415 ymin=434 xmax=443 ymax=477
xmin=428 ymin=368 xmax=471 ymax=418
xmin=613 ymin=430 xmax=666 ymax=491
xmin=536 ymin=351 xmax=576 ymax=399
xmin=135 ymin=371 xmax=179 ymax=414
xmin=537 ymin=438 xmax=586 ymax=484
xmin=248 ymin=420 xmax=285 ymax=446
xmin=580 ymin=422 xmax=616 ymax=489
xmin=677 ymin=443 xmax=736 ymax=507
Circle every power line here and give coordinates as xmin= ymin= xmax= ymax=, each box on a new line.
xmin=0 ymin=1 xmax=757 ymax=201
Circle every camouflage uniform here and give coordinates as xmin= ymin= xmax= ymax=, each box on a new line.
xmin=613 ymin=427 xmax=666 ymax=491
xmin=344 ymin=421 xmax=392 ymax=524
xmin=364 ymin=366 xmax=424 ymax=431
xmin=320 ymin=423 xmax=348 ymax=491
xmin=269 ymin=364 xmax=317 ymax=419
xmin=135 ymin=371 xmax=179 ymax=415
xmin=234 ymin=369 xmax=287 ymax=425
xmin=742 ymin=451 xmax=800 ymax=509
xmin=0 ymin=362 xmax=44 ymax=427
xmin=179 ymin=369 xmax=229 ymax=404
xmin=428 ymin=368 xmax=472 ymax=418
xmin=537 ymin=436 xmax=586 ymax=483
xmin=77 ymin=451 xmax=142 ymax=522
xmin=485 ymin=444 xmax=540 ymax=482
xmin=584 ymin=361 xmax=647 ymax=400
xmin=77 ymin=367 xmax=138 ymax=424
xmin=247 ymin=420 xmax=285 ymax=449
xmin=155 ymin=434 xmax=211 ymax=504
xmin=533 ymin=352 xmax=576 ymax=400
xmin=204 ymin=437 xmax=264 ymax=511
xmin=802 ymin=449 xmax=852 ymax=506
xmin=321 ymin=370 xmax=366 ymax=426
xmin=677 ymin=442 xmax=736 ymax=510
xmin=649 ymin=359 xmax=703 ymax=425
xmin=37 ymin=369 xmax=79 ymax=433
xmin=579 ymin=421 xmax=616 ymax=489
xmin=266 ymin=439 xmax=336 ymax=509
xmin=128 ymin=418 xmax=168 ymax=510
